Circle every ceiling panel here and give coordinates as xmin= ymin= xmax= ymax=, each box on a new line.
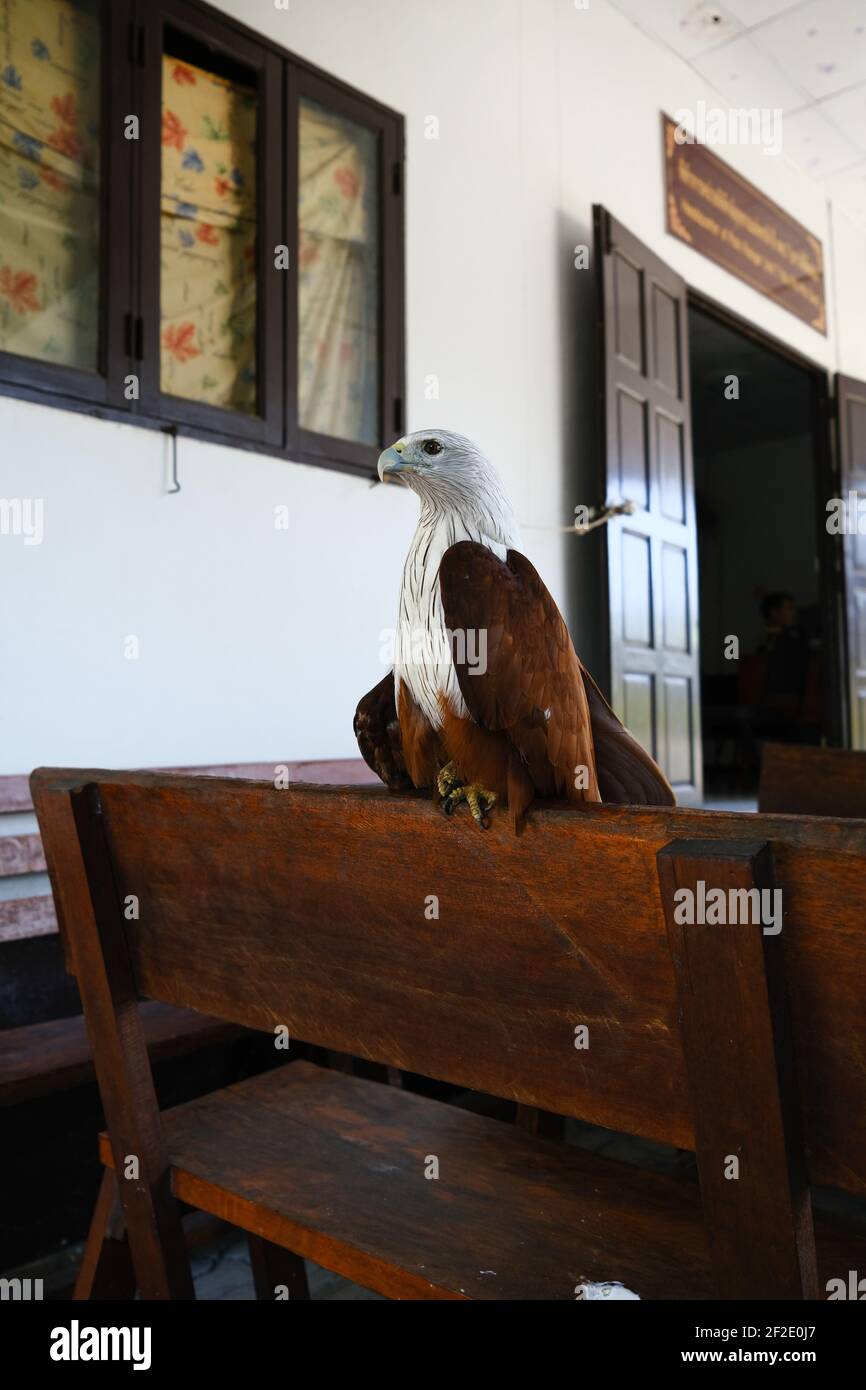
xmin=818 ymin=85 xmax=866 ymax=157
xmin=752 ymin=0 xmax=866 ymax=100
xmin=722 ymin=0 xmax=802 ymax=25
xmin=691 ymin=34 xmax=809 ymax=112
xmin=782 ymin=106 xmax=863 ymax=177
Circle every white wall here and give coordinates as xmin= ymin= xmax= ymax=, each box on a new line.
xmin=3 ymin=0 xmax=866 ymax=773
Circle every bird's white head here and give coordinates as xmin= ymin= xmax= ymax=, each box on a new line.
xmin=378 ymin=428 xmax=518 ymax=545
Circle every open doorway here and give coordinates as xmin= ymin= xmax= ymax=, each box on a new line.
xmin=688 ymin=300 xmax=839 ymax=808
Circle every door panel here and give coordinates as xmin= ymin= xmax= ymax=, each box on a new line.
xmin=594 ymin=205 xmax=703 ymax=803
xmin=623 ymin=673 xmax=656 ymax=758
xmin=837 ymin=374 xmax=866 ymax=748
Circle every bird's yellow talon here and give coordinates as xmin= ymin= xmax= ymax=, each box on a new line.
xmin=437 ymin=760 xmax=463 ymax=798
xmin=441 ymin=780 xmax=496 ymax=829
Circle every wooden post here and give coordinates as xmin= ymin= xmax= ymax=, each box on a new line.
xmin=247 ymin=1235 xmax=311 ymax=1300
xmin=657 ymin=838 xmax=818 ymax=1300
xmin=63 ymin=785 xmax=194 ymax=1299
xmin=74 ymin=1170 xmax=137 ymax=1300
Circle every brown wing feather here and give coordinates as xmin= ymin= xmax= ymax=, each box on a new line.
xmin=579 ymin=662 xmax=676 ymax=805
xmin=397 ymin=678 xmax=444 ymax=789
xmin=353 ymin=670 xmax=413 ymax=791
xmin=438 ymin=543 xmax=600 ymax=802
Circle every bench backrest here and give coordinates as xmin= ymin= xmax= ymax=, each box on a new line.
xmin=759 ymin=742 xmax=866 ymax=818
xmin=0 ymin=760 xmax=374 ymax=950
xmin=31 ymin=768 xmax=866 ymax=1204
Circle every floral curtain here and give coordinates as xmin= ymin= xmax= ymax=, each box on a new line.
xmin=160 ymin=56 xmax=257 ymax=413
xmin=298 ymin=98 xmax=378 ymax=445
xmin=0 ymin=0 xmax=100 ymax=368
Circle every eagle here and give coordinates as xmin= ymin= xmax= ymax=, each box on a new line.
xmin=354 ymin=428 xmax=674 ymax=829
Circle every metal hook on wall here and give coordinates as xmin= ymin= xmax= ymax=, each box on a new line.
xmin=162 ymin=425 xmax=181 ymax=494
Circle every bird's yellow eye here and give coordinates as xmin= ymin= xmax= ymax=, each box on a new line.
xmin=422 ymin=438 xmax=443 ymax=456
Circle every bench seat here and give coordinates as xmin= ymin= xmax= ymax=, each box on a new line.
xmin=97 ymin=1060 xmax=866 ymax=1301
xmin=0 ymin=1002 xmax=243 ymax=1107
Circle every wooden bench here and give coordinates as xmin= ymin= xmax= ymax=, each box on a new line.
xmin=759 ymin=743 xmax=866 ymax=819
xmin=0 ymin=760 xmax=375 ymax=1106
xmin=0 ymin=1004 xmax=242 ymax=1109
xmin=32 ymin=769 xmax=866 ymax=1300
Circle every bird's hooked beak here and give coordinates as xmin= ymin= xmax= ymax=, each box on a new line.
xmin=378 ymin=438 xmax=415 ymax=483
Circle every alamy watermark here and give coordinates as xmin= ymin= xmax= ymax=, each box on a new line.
xmin=50 ymin=1321 xmax=151 ymax=1370
xmin=672 ymin=880 xmax=782 ymax=935
xmin=827 ymin=492 xmax=866 ymax=534
xmin=0 ymin=497 xmax=43 ymax=545
xmin=379 ymin=626 xmax=488 ymax=675
xmin=673 ymin=102 xmax=783 ymax=158
xmin=0 ymin=1276 xmax=43 ymax=1300
xmin=826 ymin=1270 xmax=866 ymax=1299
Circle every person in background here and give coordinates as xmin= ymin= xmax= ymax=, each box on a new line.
xmin=755 ymin=591 xmax=812 ymax=740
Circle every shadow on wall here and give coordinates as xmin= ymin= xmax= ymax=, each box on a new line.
xmin=557 ymin=209 xmax=606 ymax=686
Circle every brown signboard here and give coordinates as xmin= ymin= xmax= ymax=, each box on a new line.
xmin=663 ymin=114 xmax=826 ymax=334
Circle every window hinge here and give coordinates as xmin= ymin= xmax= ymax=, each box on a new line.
xmin=392 ymin=160 xmax=402 ymax=197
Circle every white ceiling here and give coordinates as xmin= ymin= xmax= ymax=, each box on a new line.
xmin=609 ymin=0 xmax=866 ymax=228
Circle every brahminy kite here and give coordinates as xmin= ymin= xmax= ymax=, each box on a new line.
xmin=354 ymin=429 xmax=674 ymax=829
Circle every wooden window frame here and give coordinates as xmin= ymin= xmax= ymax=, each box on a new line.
xmin=287 ymin=65 xmax=405 ymax=473
xmin=0 ymin=0 xmax=134 ymax=410
xmin=0 ymin=0 xmax=405 ymax=479
xmin=136 ymin=0 xmax=284 ymax=447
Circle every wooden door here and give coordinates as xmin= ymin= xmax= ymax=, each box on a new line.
xmin=593 ymin=206 xmax=702 ymax=803
xmin=836 ymin=374 xmax=866 ymax=748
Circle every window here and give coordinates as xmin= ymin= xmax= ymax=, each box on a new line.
xmin=0 ymin=0 xmax=131 ymax=405
xmin=159 ymin=49 xmax=259 ymax=414
xmin=290 ymin=66 xmax=403 ymax=471
xmin=0 ymin=0 xmax=101 ymax=370
xmin=0 ymin=0 xmax=404 ymax=475
xmin=298 ymin=98 xmax=379 ymax=445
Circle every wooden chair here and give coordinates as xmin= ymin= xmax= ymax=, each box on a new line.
xmin=759 ymin=743 xmax=866 ymax=819
xmin=31 ymin=769 xmax=866 ymax=1300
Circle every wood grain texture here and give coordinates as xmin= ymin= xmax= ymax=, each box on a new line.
xmin=759 ymin=743 xmax=866 ymax=818
xmin=73 ymin=1170 xmax=137 ymax=1301
xmin=95 ymin=1060 xmax=866 ymax=1301
xmin=31 ymin=769 xmax=866 ymax=1196
xmin=46 ymin=784 xmax=194 ymax=1299
xmin=658 ymin=840 xmax=817 ymax=1300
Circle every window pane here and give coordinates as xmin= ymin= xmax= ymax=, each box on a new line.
xmin=160 ymin=53 xmax=257 ymax=413
xmin=0 ymin=0 xmax=100 ymax=369
xmin=298 ymin=98 xmax=379 ymax=446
